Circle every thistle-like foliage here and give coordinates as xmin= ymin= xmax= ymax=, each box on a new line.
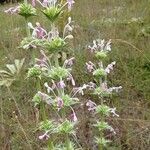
xmin=18 ymin=3 xmax=37 ymax=18
xmin=4 ymin=3 xmax=37 ymax=18
xmin=42 ymin=6 xmax=62 ymax=22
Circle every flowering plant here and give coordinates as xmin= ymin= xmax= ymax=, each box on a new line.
xmin=86 ymin=39 xmax=122 ymax=149
xmin=3 ymin=0 xmax=123 ymax=149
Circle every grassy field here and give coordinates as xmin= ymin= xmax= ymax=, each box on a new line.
xmin=0 ymin=0 xmax=150 ymax=149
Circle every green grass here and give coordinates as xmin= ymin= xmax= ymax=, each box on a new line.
xmin=0 ymin=1 xmax=150 ymax=149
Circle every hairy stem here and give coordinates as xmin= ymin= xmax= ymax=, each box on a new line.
xmin=48 ymin=139 xmax=54 ymax=150
xmin=7 ymin=87 xmax=22 ymax=117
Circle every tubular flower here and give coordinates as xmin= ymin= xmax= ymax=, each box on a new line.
xmin=4 ymin=6 xmax=20 ymax=14
xmin=67 ymin=0 xmax=75 ymax=11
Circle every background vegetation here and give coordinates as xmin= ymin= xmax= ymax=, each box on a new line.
xmin=0 ymin=0 xmax=150 ymax=149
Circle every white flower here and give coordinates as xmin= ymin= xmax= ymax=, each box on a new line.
xmin=109 ymin=108 xmax=119 ymax=117
xmin=86 ymin=61 xmax=95 ymax=72
xmin=70 ymin=109 xmax=78 ymax=122
xmin=44 ymin=82 xmax=53 ymax=93
xmin=105 ymin=61 xmax=116 ymax=73
xmin=86 ymin=100 xmax=97 ymax=111
xmin=38 ymin=131 xmax=49 ymax=140
xmin=108 ymin=86 xmax=122 ymax=93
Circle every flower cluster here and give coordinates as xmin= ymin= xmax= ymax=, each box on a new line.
xmin=30 ymin=51 xmax=88 ymax=149
xmin=86 ymin=39 xmax=122 ymax=148
xmin=21 ymin=17 xmax=73 ymax=56
xmin=4 ymin=0 xmax=123 ymax=149
xmin=5 ymin=0 xmax=77 ymax=149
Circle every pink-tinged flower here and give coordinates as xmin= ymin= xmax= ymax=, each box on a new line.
xmin=70 ymin=110 xmax=78 ymax=122
xmin=100 ymin=82 xmax=122 ymax=93
xmin=86 ymin=100 xmax=97 ymax=111
xmin=38 ymin=91 xmax=49 ymax=100
xmin=35 ymin=22 xmax=47 ymax=39
xmin=101 ymin=82 xmax=108 ymax=91
xmin=44 ymin=82 xmax=53 ymax=93
xmin=105 ymin=39 xmax=111 ymax=51
xmin=86 ymin=61 xmax=95 ymax=72
xmin=108 ymin=86 xmax=122 ymax=93
xmin=109 ymin=108 xmax=119 ymax=117
xmin=63 ymin=17 xmax=73 ymax=36
xmin=87 ymin=82 xmax=96 ymax=90
xmin=29 ymin=22 xmax=47 ymax=39
xmin=88 ymin=40 xmax=98 ymax=52
xmin=109 ymin=127 xmax=116 ymax=134
xmin=41 ymin=0 xmax=57 ymax=7
xmin=39 ymin=131 xmax=49 ymax=140
xmin=35 ymin=51 xmax=48 ymax=68
xmin=32 ymin=0 xmax=36 ymax=7
xmin=73 ymin=84 xmax=88 ymax=96
xmin=35 ymin=57 xmax=47 ymax=68
xmin=67 ymin=0 xmax=75 ymax=11
xmin=105 ymin=61 xmax=116 ymax=73
xmin=57 ymin=80 xmax=66 ymax=89
xmin=67 ymin=75 xmax=75 ymax=86
xmin=37 ymin=91 xmax=52 ymax=105
xmin=42 ymin=0 xmax=48 ymax=7
xmin=51 ymin=81 xmax=57 ymax=89
xmin=97 ymin=39 xmax=105 ymax=50
xmin=64 ymin=57 xmax=75 ymax=67
xmin=57 ymin=97 xmax=64 ymax=111
xmin=88 ymin=39 xmax=112 ymax=52
xmin=4 ymin=6 xmax=19 ymax=14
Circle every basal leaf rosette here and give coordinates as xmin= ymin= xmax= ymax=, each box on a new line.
xmin=42 ymin=6 xmax=62 ymax=22
xmin=18 ymin=3 xmax=37 ymax=19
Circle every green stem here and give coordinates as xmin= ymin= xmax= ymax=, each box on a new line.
xmin=54 ymin=53 xmax=59 ymax=67
xmin=7 ymin=87 xmax=22 ymax=117
xmin=36 ymin=78 xmax=47 ymax=121
xmin=41 ymin=102 xmax=47 ymax=121
xmin=99 ymin=82 xmax=105 ymax=150
xmin=48 ymin=139 xmax=54 ymax=150
xmin=98 ymin=143 xmax=103 ymax=150
xmin=25 ymin=18 xmax=30 ymax=37
xmin=66 ymin=134 xmax=71 ymax=150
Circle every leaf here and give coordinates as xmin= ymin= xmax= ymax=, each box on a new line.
xmin=0 ymin=58 xmax=25 ymax=87
xmin=0 ymin=70 xmax=12 ymax=76
xmin=0 ymin=79 xmax=14 ymax=87
xmin=6 ymin=64 xmax=16 ymax=75
xmin=15 ymin=58 xmax=25 ymax=74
